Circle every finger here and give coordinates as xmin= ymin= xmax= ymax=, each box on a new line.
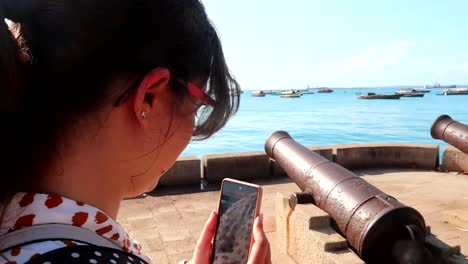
xmin=248 ymin=214 xmax=270 ymax=264
xmin=192 ymin=210 xmax=218 ymax=263
xmin=266 ymin=241 xmax=272 ymax=264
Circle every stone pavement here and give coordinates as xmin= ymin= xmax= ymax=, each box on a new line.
xmin=117 ymin=170 xmax=468 ymax=264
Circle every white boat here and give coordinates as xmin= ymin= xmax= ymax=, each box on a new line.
xmin=413 ymin=88 xmax=431 ymax=93
xmin=395 ymin=89 xmax=426 ymax=97
xmin=317 ymin=87 xmax=334 ymax=93
xmin=442 ymin=88 xmax=468 ymax=96
xmin=280 ymin=90 xmax=302 ymax=98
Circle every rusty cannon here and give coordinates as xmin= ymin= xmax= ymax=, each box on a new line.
xmin=431 ymin=115 xmax=468 ymax=154
xmin=265 ymin=131 xmax=432 ymax=264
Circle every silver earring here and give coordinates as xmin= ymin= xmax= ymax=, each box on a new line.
xmin=141 ymin=110 xmax=148 ymax=119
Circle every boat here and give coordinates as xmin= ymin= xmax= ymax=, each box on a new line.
xmin=262 ymin=90 xmax=275 ymax=95
xmin=357 ymin=92 xmax=402 ymax=100
xmin=395 ymin=89 xmax=426 ymax=97
xmin=317 ymin=87 xmax=334 ymax=93
xmin=413 ymin=88 xmax=431 ymax=93
xmin=424 ymin=83 xmax=456 ymax=89
xmin=402 ymin=93 xmax=425 ymax=97
xmin=251 ymin=91 xmax=266 ymax=97
xmin=280 ymin=90 xmax=302 ymax=98
xmin=297 ymin=89 xmax=315 ymax=94
xmin=441 ymin=88 xmax=468 ymax=96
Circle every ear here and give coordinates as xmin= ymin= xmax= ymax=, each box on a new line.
xmin=132 ymin=68 xmax=171 ymax=126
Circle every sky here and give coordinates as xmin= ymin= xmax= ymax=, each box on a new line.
xmin=201 ymin=0 xmax=468 ymax=89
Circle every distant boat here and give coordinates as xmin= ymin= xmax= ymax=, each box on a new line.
xmin=251 ymin=91 xmax=266 ymax=97
xmin=441 ymin=88 xmax=468 ymax=96
xmin=402 ymin=93 xmax=425 ymax=97
xmin=262 ymin=90 xmax=275 ymax=95
xmin=297 ymin=89 xmax=315 ymax=94
xmin=424 ymin=83 xmax=456 ymax=89
xmin=357 ymin=92 xmax=402 ymax=100
xmin=413 ymin=88 xmax=431 ymax=93
xmin=395 ymin=89 xmax=426 ymax=97
xmin=317 ymin=87 xmax=334 ymax=93
xmin=280 ymin=90 xmax=302 ymax=98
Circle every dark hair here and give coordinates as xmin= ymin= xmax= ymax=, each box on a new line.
xmin=0 ymin=0 xmax=240 ymax=203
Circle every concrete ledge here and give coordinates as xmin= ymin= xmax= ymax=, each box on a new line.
xmin=158 ymin=156 xmax=201 ymax=186
xmin=441 ymin=146 xmax=468 ymax=173
xmin=202 ymin=151 xmax=270 ymax=182
xmin=335 ymin=143 xmax=439 ymax=170
xmin=271 ymin=146 xmax=334 ymax=177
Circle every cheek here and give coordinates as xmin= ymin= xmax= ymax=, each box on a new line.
xmin=172 ymin=113 xmax=196 ymax=151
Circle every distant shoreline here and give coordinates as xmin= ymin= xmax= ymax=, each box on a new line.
xmin=242 ymin=85 xmax=468 ymax=90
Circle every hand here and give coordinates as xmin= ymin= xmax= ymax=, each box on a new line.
xmin=187 ymin=212 xmax=272 ymax=264
xmin=247 ymin=214 xmax=272 ymax=264
xmin=187 ymin=210 xmax=218 ymax=264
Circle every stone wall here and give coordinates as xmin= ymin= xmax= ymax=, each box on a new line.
xmin=441 ymin=146 xmax=468 ymax=172
xmin=334 ymin=143 xmax=439 ymax=170
xmin=155 ymin=143 xmax=462 ymax=188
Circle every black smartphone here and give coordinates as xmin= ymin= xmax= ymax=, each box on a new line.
xmin=210 ymin=178 xmax=263 ymax=264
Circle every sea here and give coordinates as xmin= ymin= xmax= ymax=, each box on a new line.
xmin=181 ymin=87 xmax=468 ymax=157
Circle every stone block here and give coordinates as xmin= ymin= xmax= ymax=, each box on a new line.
xmin=271 ymin=146 xmax=334 ymax=177
xmin=202 ymin=151 xmax=270 ymax=182
xmin=275 ymin=191 xmax=364 ymax=263
xmin=158 ymin=156 xmax=200 ymax=186
xmin=441 ymin=146 xmax=468 ymax=173
xmin=275 ymin=193 xmax=291 ymax=255
xmin=288 ymin=204 xmax=364 ymax=264
xmin=335 ymin=143 xmax=439 ymax=170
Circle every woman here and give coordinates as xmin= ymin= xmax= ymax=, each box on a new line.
xmin=0 ymin=0 xmax=271 ymax=263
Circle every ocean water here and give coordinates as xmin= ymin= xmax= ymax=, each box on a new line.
xmin=182 ymin=88 xmax=468 ymax=157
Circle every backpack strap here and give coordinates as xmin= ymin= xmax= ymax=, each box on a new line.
xmin=25 ymin=244 xmax=148 ymax=264
xmin=0 ymin=224 xmax=121 ymax=252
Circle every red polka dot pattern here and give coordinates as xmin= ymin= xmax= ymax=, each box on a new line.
xmin=19 ymin=193 xmax=35 ymax=207
xmin=111 ymin=233 xmax=120 ymax=240
xmin=62 ymin=240 xmax=77 ymax=247
xmin=1 ymin=193 xmax=149 ymax=264
xmin=13 ymin=214 xmax=35 ymax=229
xmin=95 ymin=211 xmax=109 ymax=224
xmin=95 ymin=225 xmax=113 ymax=235
xmin=45 ymin=194 xmax=63 ymax=209
xmin=71 ymin=212 xmax=89 ymax=227
xmin=10 ymin=247 xmax=21 ymax=256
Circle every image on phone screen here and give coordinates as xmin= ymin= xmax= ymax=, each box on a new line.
xmin=212 ymin=181 xmax=258 ymax=264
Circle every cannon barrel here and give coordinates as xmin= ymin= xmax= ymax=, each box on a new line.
xmin=431 ymin=115 xmax=468 ymax=154
xmin=265 ymin=131 xmax=427 ymax=263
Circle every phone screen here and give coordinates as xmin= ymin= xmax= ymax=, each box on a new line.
xmin=211 ymin=181 xmax=259 ymax=264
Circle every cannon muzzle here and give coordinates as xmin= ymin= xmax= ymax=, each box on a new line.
xmin=431 ymin=115 xmax=468 ymax=154
xmin=265 ymin=131 xmax=427 ymax=263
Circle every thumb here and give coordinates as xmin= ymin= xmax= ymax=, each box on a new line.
xmin=191 ymin=210 xmax=218 ymax=264
xmin=248 ymin=214 xmax=269 ymax=264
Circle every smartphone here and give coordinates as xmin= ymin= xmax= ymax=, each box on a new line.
xmin=211 ymin=178 xmax=263 ymax=264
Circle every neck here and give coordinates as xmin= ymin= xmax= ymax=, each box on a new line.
xmin=35 ymin=128 xmax=130 ymax=219
xmin=37 ymin=159 xmax=125 ymax=219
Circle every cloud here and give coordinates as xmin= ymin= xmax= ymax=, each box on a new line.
xmin=342 ymin=41 xmax=417 ymax=71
